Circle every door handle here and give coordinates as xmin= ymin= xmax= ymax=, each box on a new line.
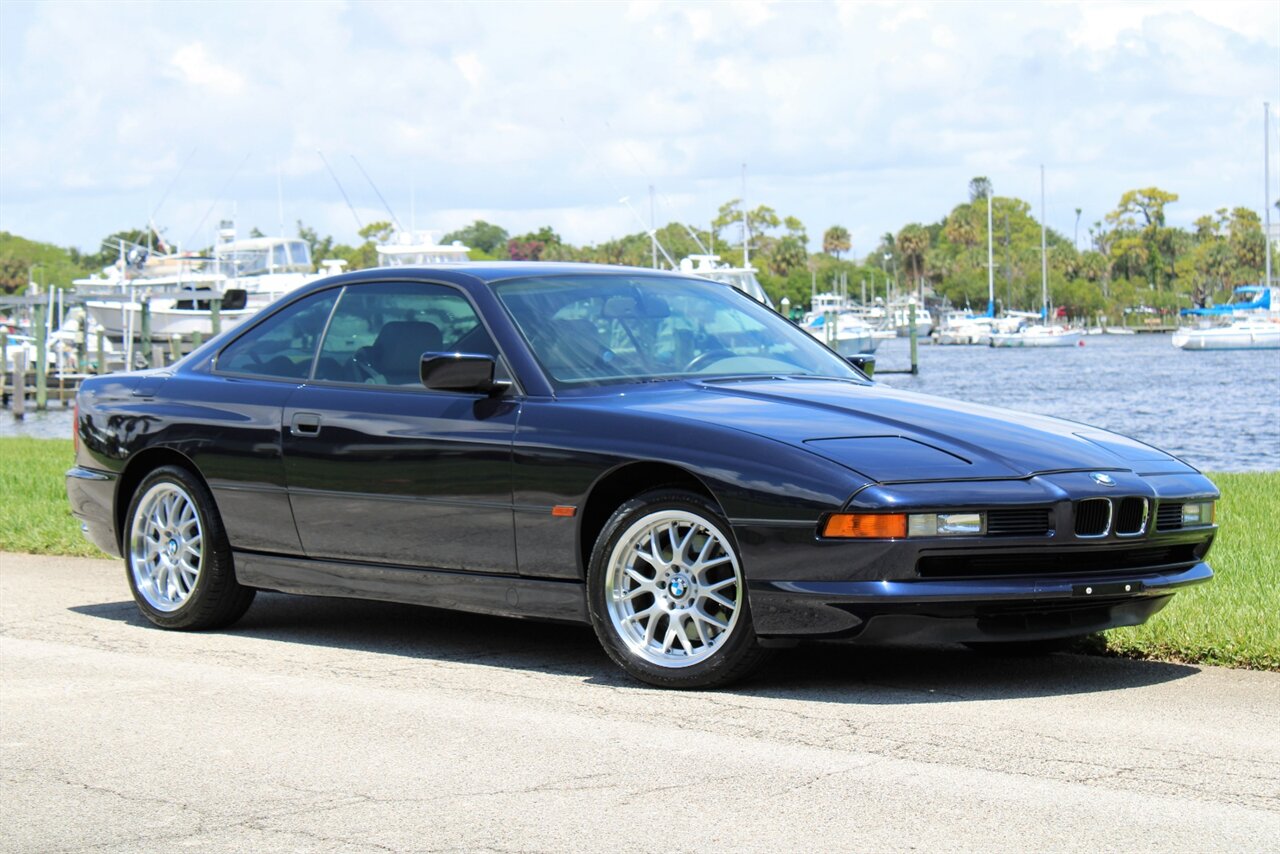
xmin=290 ymin=412 xmax=322 ymax=436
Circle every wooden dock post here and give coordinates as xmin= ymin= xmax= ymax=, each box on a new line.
xmin=192 ymin=331 xmax=203 ymax=350
xmin=96 ymin=330 xmax=105 ymax=374
xmin=908 ymin=303 xmax=919 ymax=375
xmin=12 ymin=350 xmax=25 ymax=419
xmin=140 ymin=298 xmax=152 ymax=368
xmin=79 ymin=315 xmax=90 ymax=371
xmin=34 ymin=301 xmax=47 ymax=410
xmin=210 ymin=298 xmax=222 ymax=336
xmin=169 ymin=335 xmax=181 ymax=365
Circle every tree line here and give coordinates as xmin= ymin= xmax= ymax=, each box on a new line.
xmin=3 ymin=178 xmax=1275 ymax=322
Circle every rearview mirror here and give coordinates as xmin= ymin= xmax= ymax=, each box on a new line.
xmin=846 ymin=354 xmax=875 ymax=378
xmin=420 ymin=353 xmax=509 ymax=395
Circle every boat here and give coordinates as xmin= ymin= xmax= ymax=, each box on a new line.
xmin=800 ymin=291 xmax=879 ymax=355
xmin=803 ymin=311 xmax=878 ymax=355
xmin=376 ymin=230 xmax=471 ymax=266
xmin=989 ymin=324 xmax=1083 ymax=348
xmin=988 ymin=166 xmax=1081 ymax=350
xmin=881 ymin=297 xmax=932 ymax=337
xmin=1175 ymin=109 xmax=1280 ymax=351
xmin=80 ymin=227 xmax=344 ymax=340
xmin=1174 ymin=286 xmax=1280 ymax=350
xmin=1172 ymin=316 xmax=1280 ymax=350
xmin=678 ymin=255 xmax=773 ymax=307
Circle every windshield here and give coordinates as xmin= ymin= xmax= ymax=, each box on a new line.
xmin=494 ymin=274 xmax=858 ymax=388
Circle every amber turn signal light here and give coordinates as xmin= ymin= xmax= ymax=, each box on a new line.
xmin=821 ymin=513 xmax=907 ymax=539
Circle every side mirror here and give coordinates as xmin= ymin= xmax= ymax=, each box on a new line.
xmin=420 ymin=353 xmax=510 ymax=395
xmin=846 ymin=354 xmax=875 ymax=378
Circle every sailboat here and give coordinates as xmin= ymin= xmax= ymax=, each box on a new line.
xmin=1173 ymin=103 xmax=1280 ymax=351
xmin=989 ymin=166 xmax=1082 ymax=348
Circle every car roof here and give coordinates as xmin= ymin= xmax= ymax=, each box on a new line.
xmin=288 ymin=261 xmax=697 ymax=299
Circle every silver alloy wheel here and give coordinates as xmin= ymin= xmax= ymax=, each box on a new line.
xmin=604 ymin=509 xmax=744 ymax=668
xmin=129 ymin=482 xmax=204 ymax=612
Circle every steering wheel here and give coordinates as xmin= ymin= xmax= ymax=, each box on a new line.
xmin=683 ymin=349 xmax=737 ymax=372
xmin=350 ymin=350 xmax=385 ymax=384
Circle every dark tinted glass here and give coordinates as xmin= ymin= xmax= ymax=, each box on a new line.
xmin=217 ymin=290 xmax=338 ymax=379
xmin=313 ymin=281 xmax=500 ymax=386
xmin=495 ymin=275 xmax=857 ymax=387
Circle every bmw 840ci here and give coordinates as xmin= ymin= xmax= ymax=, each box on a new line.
xmin=66 ymin=263 xmax=1218 ymax=688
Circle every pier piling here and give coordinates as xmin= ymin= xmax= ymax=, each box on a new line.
xmin=12 ymin=350 xmax=25 ymax=419
xmin=33 ymin=303 xmax=47 ymax=411
xmin=140 ymin=298 xmax=152 ymax=368
xmin=95 ymin=330 xmax=105 ymax=374
xmin=908 ymin=304 xmax=919 ymax=375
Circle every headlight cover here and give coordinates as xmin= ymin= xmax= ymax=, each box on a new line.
xmin=1181 ymin=501 xmax=1215 ymax=527
xmin=908 ymin=512 xmax=985 ymax=537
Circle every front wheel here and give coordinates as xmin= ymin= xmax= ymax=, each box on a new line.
xmin=124 ymin=465 xmax=255 ymax=630
xmin=587 ymin=489 xmax=768 ymax=689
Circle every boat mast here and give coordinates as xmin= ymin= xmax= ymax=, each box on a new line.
xmin=1266 ymin=102 xmax=1273 ymax=287
xmin=1040 ymin=164 xmax=1048 ymax=323
xmin=741 ymin=163 xmax=749 ymax=268
xmin=650 ymin=184 xmax=657 ymax=269
xmin=987 ymin=183 xmax=995 ymax=316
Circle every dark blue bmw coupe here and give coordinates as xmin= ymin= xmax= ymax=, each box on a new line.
xmin=66 ymin=263 xmax=1217 ymax=688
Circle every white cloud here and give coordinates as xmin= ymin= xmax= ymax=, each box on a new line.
xmin=1 ymin=0 xmax=1277 ymax=255
xmin=168 ymin=42 xmax=245 ymax=96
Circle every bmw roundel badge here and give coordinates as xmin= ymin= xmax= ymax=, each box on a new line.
xmin=1090 ymin=472 xmax=1117 ymax=487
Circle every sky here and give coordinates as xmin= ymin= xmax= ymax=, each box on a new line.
xmin=1 ymin=0 xmax=1278 ymax=261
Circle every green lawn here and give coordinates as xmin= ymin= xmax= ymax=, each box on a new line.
xmin=1098 ymin=471 xmax=1279 ymax=670
xmin=1 ymin=437 xmax=1275 ymax=669
xmin=0 ymin=438 xmax=101 ymax=557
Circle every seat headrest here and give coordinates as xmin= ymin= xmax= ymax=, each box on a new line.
xmin=372 ymin=320 xmax=443 ymax=384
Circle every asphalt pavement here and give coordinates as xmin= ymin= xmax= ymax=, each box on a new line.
xmin=2 ymin=551 xmax=1278 ymax=852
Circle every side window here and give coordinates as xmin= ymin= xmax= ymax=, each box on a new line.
xmin=217 ymin=290 xmax=339 ymax=379
xmin=313 ymin=281 xmax=503 ymax=387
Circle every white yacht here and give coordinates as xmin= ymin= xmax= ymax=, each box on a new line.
xmin=800 ymin=292 xmax=879 ymax=355
xmin=376 ymin=230 xmax=472 ymax=266
xmin=678 ymin=255 xmax=773 ymax=307
xmin=81 ymin=229 xmax=344 ymax=339
xmin=989 ymin=323 xmax=1083 ymax=348
xmin=1173 ymin=286 xmax=1280 ymax=350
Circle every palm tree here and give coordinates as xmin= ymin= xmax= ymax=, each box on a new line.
xmin=822 ymin=225 xmax=851 ymax=259
xmin=896 ymin=224 xmax=930 ymax=290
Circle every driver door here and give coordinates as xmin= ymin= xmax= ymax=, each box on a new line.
xmin=282 ymin=280 xmax=520 ymax=574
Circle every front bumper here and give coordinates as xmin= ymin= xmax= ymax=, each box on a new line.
xmin=66 ymin=466 xmax=120 ymax=557
xmin=748 ymin=562 xmax=1212 ymax=642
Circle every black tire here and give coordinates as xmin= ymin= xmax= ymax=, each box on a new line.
xmin=123 ymin=464 xmax=255 ymax=630
xmin=587 ymin=489 xmax=769 ymax=689
xmin=963 ymin=635 xmax=1090 ymax=656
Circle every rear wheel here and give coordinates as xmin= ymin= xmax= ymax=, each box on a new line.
xmin=588 ymin=489 xmax=768 ymax=689
xmin=124 ymin=465 xmax=255 ymax=630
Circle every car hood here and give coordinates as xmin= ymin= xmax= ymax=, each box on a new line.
xmin=618 ymin=377 xmax=1193 ymax=483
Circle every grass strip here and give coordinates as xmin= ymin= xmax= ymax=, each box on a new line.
xmin=0 ymin=437 xmax=101 ymax=557
xmin=0 ymin=437 xmax=1275 ymax=669
xmin=1098 ymin=471 xmax=1279 ymax=670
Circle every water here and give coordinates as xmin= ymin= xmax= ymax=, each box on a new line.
xmin=873 ymin=334 xmax=1280 ymax=472
xmin=4 ymin=335 xmax=1278 ymax=472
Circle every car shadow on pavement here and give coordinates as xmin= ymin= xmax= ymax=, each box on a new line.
xmin=71 ymin=592 xmax=1200 ymax=704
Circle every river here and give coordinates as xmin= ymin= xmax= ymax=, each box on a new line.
xmin=3 ymin=333 xmax=1277 ymax=472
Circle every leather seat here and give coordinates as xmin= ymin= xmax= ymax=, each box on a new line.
xmin=370 ymin=320 xmax=443 ymax=384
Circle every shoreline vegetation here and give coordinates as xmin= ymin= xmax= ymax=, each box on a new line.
xmin=2 ymin=437 xmax=1275 ymax=671
xmin=4 ymin=179 xmax=1279 ymax=326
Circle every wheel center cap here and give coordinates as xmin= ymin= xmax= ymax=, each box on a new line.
xmin=669 ymin=575 xmax=690 ymax=599
xmin=166 ymin=539 xmax=178 ymax=557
